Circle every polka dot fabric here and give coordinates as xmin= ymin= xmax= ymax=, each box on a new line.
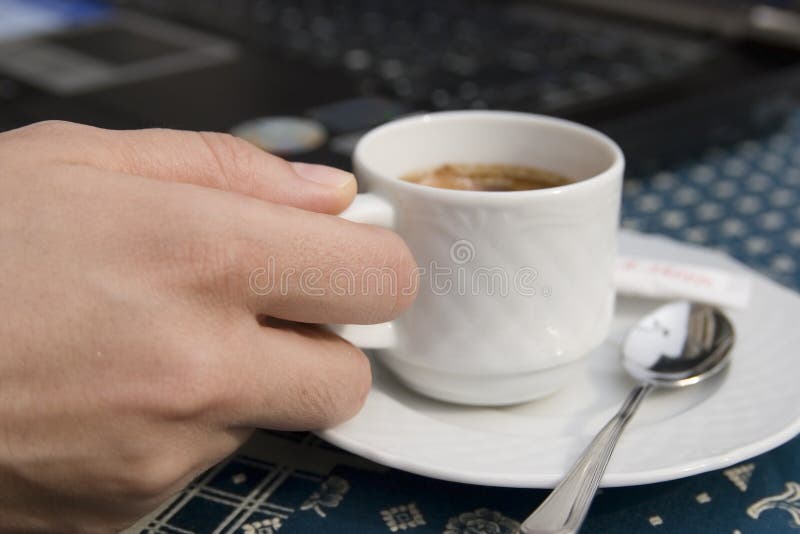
xmin=622 ymin=112 xmax=800 ymax=290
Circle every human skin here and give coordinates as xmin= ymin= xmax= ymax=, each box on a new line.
xmin=0 ymin=121 xmax=417 ymax=532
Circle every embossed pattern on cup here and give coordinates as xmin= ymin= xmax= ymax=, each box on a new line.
xmin=345 ymin=111 xmax=624 ymax=405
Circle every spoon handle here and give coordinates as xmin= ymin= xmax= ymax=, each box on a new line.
xmin=519 ymin=383 xmax=652 ymax=534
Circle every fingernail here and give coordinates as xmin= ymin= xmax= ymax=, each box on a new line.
xmin=291 ymin=162 xmax=354 ymax=188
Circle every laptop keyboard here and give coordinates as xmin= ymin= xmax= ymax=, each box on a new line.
xmin=111 ymin=0 xmax=719 ymax=114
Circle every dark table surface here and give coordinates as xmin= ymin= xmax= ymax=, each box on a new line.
xmin=127 ymin=108 xmax=800 ymax=534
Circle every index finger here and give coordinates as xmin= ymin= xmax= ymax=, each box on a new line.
xmin=4 ymin=120 xmax=357 ymax=215
xmin=177 ymin=188 xmax=418 ymax=325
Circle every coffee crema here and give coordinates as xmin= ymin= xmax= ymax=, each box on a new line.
xmin=400 ymin=163 xmax=573 ymax=192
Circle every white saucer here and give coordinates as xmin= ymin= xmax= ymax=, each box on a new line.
xmin=318 ymin=231 xmax=800 ymax=488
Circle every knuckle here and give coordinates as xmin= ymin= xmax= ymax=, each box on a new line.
xmin=169 ymin=237 xmax=256 ymax=302
xmin=23 ymin=119 xmax=79 ymax=136
xmin=224 ymin=239 xmax=265 ymax=297
xmin=159 ymin=343 xmax=225 ymax=420
xmin=122 ymin=329 xmax=227 ymax=422
xmin=1 ymin=120 xmax=81 ymax=149
xmin=196 ymin=131 xmax=263 ymax=194
xmin=83 ymin=437 xmax=187 ymax=501
xmin=193 ymin=239 xmax=237 ymax=279
xmin=18 ymin=120 xmax=87 ymax=145
xmin=110 ymin=453 xmax=186 ymax=499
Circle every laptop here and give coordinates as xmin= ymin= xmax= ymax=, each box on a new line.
xmin=0 ymin=0 xmax=798 ymax=171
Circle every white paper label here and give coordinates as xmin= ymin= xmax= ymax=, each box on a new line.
xmin=615 ymin=256 xmax=752 ymax=309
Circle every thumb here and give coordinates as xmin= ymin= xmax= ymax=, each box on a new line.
xmin=22 ymin=121 xmax=357 ymax=214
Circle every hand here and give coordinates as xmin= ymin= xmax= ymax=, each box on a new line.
xmin=0 ymin=121 xmax=416 ymax=532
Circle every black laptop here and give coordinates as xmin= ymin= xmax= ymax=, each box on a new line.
xmin=1 ymin=0 xmax=799 ymax=170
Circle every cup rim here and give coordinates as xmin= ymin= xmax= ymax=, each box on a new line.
xmin=353 ymin=110 xmax=624 ymax=202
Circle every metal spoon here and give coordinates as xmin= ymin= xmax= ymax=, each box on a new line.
xmin=519 ymin=300 xmax=735 ymax=534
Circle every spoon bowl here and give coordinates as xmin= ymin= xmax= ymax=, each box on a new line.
xmin=520 ymin=301 xmax=735 ymax=534
xmin=623 ymin=301 xmax=735 ymax=388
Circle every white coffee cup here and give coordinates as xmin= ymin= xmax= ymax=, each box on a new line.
xmin=335 ymin=110 xmax=624 ymax=405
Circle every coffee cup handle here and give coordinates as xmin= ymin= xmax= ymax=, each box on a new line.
xmin=328 ymin=193 xmax=398 ymax=349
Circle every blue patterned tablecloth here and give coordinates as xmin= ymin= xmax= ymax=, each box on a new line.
xmin=131 ymin=110 xmax=800 ymax=534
